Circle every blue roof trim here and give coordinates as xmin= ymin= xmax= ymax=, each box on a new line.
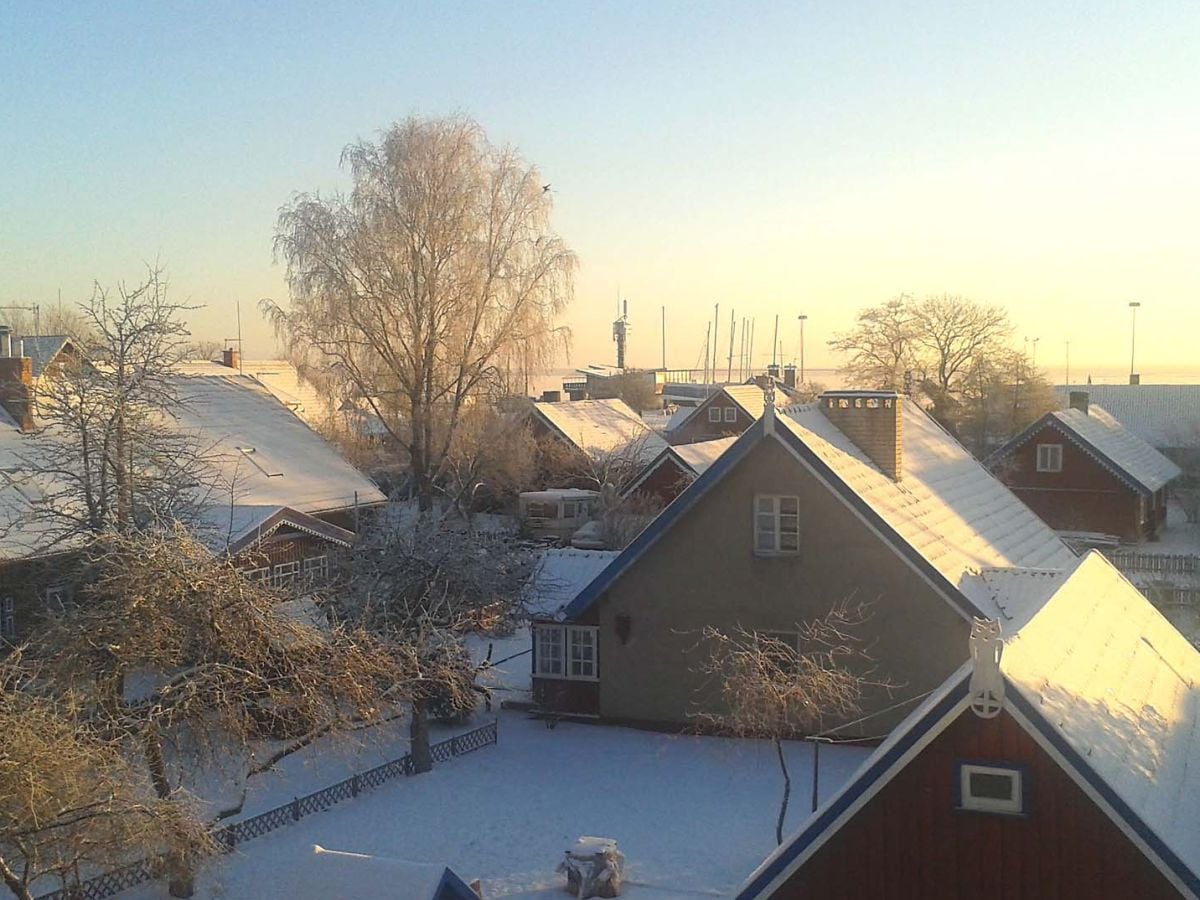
xmin=987 ymin=413 xmax=1153 ymax=497
xmin=736 ymin=673 xmax=971 ymax=899
xmin=1006 ymin=685 xmax=1200 ymax=897
xmin=561 ymin=417 xmax=766 ymax=620
xmin=434 ymin=867 xmax=479 ymax=900
xmin=772 ymin=421 xmax=985 ymax=621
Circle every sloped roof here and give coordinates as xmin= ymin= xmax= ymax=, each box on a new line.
xmin=666 ymin=384 xmax=786 ymax=435
xmin=674 ymin=436 xmax=739 ymax=474
xmin=178 ymin=360 xmax=342 ymax=432
xmin=564 ymin=401 xmax=1074 ymax=622
xmin=20 ymin=335 xmax=73 ymax=378
xmin=739 ymin=551 xmax=1200 ymax=900
xmin=1057 ymin=384 xmax=1200 ymax=449
xmin=527 ymin=548 xmax=620 ymax=616
xmin=532 ymin=398 xmax=668 ymax=465
xmin=197 ymin=504 xmax=358 ymax=555
xmin=1053 ymin=406 xmax=1180 ymax=493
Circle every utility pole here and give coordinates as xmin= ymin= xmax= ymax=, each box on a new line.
xmin=798 ymin=314 xmax=808 ymax=385
xmin=726 ymin=308 xmax=736 ymax=382
xmin=661 ymin=305 xmax=666 ymax=370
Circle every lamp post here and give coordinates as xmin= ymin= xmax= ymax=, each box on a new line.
xmin=797 ymin=314 xmax=808 ymax=385
xmin=1129 ymin=301 xmax=1141 ymax=383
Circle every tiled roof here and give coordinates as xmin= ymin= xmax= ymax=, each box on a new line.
xmin=532 ymin=398 xmax=668 ymax=465
xmin=1048 ymin=406 xmax=1181 ymax=493
xmin=739 ymin=551 xmax=1200 ymax=899
xmin=21 ymin=335 xmax=72 ymax=378
xmin=666 ymin=384 xmax=787 ymax=435
xmin=673 ymin=436 xmax=739 ymax=475
xmin=1056 ymin=384 xmax=1200 ymax=449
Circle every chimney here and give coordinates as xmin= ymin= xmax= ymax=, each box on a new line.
xmin=1068 ymin=391 xmax=1089 ymax=415
xmin=1129 ymin=373 xmax=1140 ymax=385
xmin=819 ymin=390 xmax=902 ymax=481
xmin=766 ymin=362 xmax=781 ymax=380
xmin=542 ymin=389 xmax=562 ymax=403
xmin=783 ymin=364 xmax=797 ymax=390
xmin=0 ymin=342 xmax=35 ymax=433
xmin=222 ymin=347 xmax=240 ymax=369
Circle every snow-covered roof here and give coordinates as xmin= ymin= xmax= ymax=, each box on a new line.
xmin=666 ymin=384 xmax=786 ymax=435
xmin=19 ymin=335 xmax=73 ymax=378
xmin=1057 ymin=384 xmax=1200 ymax=449
xmin=528 ymin=548 xmax=619 ymax=616
xmin=674 ymin=436 xmax=739 ymax=475
xmin=739 ymin=551 xmax=1200 ymax=900
xmin=1041 ymin=406 xmax=1180 ymax=494
xmin=531 ymin=398 xmax=668 ymax=465
xmin=777 ymin=400 xmax=1076 ymax=599
xmin=171 ymin=370 xmax=385 ymax=519
xmin=178 ymin=360 xmax=341 ymax=432
xmin=566 ymin=400 xmax=1075 ymax=623
xmin=274 ymin=846 xmax=477 ymax=900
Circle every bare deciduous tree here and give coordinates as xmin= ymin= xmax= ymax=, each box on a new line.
xmin=15 ymin=267 xmax=213 ymax=547
xmin=343 ymin=519 xmax=536 ymax=772
xmin=265 ymin=115 xmax=576 ymax=511
xmin=0 ymin=657 xmax=213 ymax=900
xmin=957 ymin=347 xmax=1057 ymax=456
xmin=26 ymin=526 xmax=403 ymax=896
xmin=827 ymin=297 xmax=920 ymax=392
xmin=695 ymin=604 xmax=881 ymax=845
xmin=911 ymin=294 xmax=1012 ymax=424
xmin=441 ymin=405 xmax=538 ymax=519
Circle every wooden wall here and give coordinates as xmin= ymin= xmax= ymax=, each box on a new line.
xmin=774 ymin=708 xmax=1183 ymax=899
xmin=669 ymin=395 xmax=753 ymax=446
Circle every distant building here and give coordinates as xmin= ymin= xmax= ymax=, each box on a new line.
xmin=622 ymin=436 xmax=738 ymax=505
xmin=666 ymin=384 xmax=792 ymax=446
xmin=988 ymin=391 xmax=1180 ymax=542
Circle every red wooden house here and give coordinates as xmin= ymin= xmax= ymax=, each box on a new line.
xmin=666 ymin=384 xmax=790 ymax=446
xmin=737 ymin=551 xmax=1200 ymax=900
xmin=988 ymin=392 xmax=1180 ymax=542
xmin=621 ymin=436 xmax=738 ymax=505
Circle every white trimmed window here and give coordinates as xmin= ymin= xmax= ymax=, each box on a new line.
xmin=1036 ymin=443 xmax=1063 ymax=473
xmin=45 ymin=584 xmax=67 ymax=607
xmin=708 ymin=406 xmax=722 ymax=423
xmin=244 ymin=566 xmax=270 ymax=583
xmin=723 ymin=406 xmax=737 ymax=423
xmin=271 ymin=561 xmax=301 ymax=588
xmin=958 ymin=763 xmax=1025 ymax=815
xmin=1 ymin=597 xmax=14 ymax=640
xmin=534 ymin=625 xmax=599 ymax=681
xmin=754 ymin=495 xmax=801 ymax=555
xmin=303 ymin=556 xmax=329 ymax=581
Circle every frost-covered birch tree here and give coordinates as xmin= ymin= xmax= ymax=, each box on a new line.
xmin=264 ymin=115 xmax=576 ymax=510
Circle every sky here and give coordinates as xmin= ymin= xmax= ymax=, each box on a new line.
xmin=2 ymin=1 xmax=1198 ymax=381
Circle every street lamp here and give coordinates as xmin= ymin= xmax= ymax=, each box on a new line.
xmin=797 ymin=314 xmax=808 ymax=385
xmin=1129 ymin=301 xmax=1141 ymax=383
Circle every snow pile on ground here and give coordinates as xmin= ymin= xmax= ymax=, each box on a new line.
xmin=124 ymin=711 xmax=870 ymax=899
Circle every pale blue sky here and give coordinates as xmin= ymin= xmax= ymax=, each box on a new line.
xmin=2 ymin=2 xmax=1198 ymax=377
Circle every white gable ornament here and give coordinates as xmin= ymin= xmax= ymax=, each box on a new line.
xmin=968 ymin=618 xmax=1004 ymax=719
xmin=763 ymin=377 xmax=776 ymax=431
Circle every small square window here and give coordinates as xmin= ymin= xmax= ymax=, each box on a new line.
xmin=1036 ymin=444 xmax=1063 ymax=473
xmin=723 ymin=406 xmax=737 ymax=423
xmin=958 ymin=763 xmax=1025 ymax=815
xmin=708 ymin=406 xmax=722 ymax=423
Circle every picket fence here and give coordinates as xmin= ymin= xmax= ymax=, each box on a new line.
xmin=34 ymin=719 xmax=499 ymax=900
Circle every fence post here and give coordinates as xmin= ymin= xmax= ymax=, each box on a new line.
xmin=291 ymin=797 xmax=300 ymax=822
xmin=451 ymin=734 xmax=461 ymax=757
xmin=351 ymin=774 xmax=360 ymax=797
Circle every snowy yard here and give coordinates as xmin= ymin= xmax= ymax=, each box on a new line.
xmin=124 ymin=711 xmax=870 ymax=899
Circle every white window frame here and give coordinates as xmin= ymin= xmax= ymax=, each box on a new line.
xmin=534 ymin=624 xmax=598 ymax=681
xmin=271 ymin=560 xmax=301 ymax=588
xmin=1035 ymin=443 xmax=1063 ymax=473
xmin=723 ymin=406 xmax=738 ymax=423
xmin=244 ymin=566 xmax=270 ymax=583
xmin=44 ymin=584 xmax=67 ymax=606
xmin=303 ymin=556 xmax=329 ymax=581
xmin=708 ymin=406 xmax=723 ymax=423
xmin=959 ymin=763 xmax=1024 ymax=815
xmin=1 ymin=597 xmax=14 ymax=640
xmin=754 ymin=494 xmax=801 ymax=555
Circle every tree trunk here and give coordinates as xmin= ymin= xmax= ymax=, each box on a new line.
xmin=774 ymin=737 xmax=791 ymax=846
xmin=143 ymin=728 xmax=194 ymax=899
xmin=0 ymin=854 xmax=35 ymax=900
xmin=410 ymin=699 xmax=433 ymax=774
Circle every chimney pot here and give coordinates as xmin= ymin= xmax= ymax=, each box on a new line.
xmin=783 ymin=364 xmax=797 ymax=390
xmin=1068 ymin=391 xmax=1089 ymax=415
xmin=1129 ymin=373 xmax=1141 ymax=385
xmin=222 ymin=347 xmax=240 ymax=369
xmin=818 ymin=390 xmax=903 ymax=481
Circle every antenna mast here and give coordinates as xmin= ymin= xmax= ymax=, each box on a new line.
xmin=612 ymin=298 xmax=631 ymax=370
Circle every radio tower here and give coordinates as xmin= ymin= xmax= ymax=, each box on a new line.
xmin=613 ymin=299 xmax=631 ymax=370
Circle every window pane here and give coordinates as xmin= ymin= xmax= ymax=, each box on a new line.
xmin=756 ymin=497 xmax=775 ymax=514
xmin=780 ymin=496 xmax=799 ymax=514
xmin=969 ymin=772 xmax=1015 ymax=801
xmin=756 ymin=531 xmax=775 ymax=551
xmin=779 ymin=531 xmax=799 ymax=551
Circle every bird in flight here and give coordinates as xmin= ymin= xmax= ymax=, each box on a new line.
xmin=542 ymin=184 xmax=552 ymax=193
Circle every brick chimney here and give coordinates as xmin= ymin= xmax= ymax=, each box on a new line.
xmin=1068 ymin=391 xmax=1089 ymax=415
xmin=783 ymin=364 xmax=797 ymax=390
xmin=0 ymin=327 xmax=35 ymax=432
xmin=819 ymin=390 xmax=902 ymax=481
xmin=222 ymin=347 xmax=240 ymax=369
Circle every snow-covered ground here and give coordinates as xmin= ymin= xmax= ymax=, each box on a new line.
xmin=124 ymin=711 xmax=870 ymax=899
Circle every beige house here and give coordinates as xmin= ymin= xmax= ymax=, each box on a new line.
xmin=531 ymin=390 xmax=1076 ymax=736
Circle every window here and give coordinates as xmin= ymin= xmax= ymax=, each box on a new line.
xmin=958 ymin=763 xmax=1025 ymax=815
xmin=45 ymin=584 xmax=67 ymax=607
xmin=271 ymin=561 xmax=301 ymax=588
xmin=244 ymin=566 xmax=270 ymax=583
xmin=708 ymin=406 xmax=722 ymax=423
xmin=724 ymin=406 xmax=737 ymax=423
xmin=562 ymin=501 xmax=577 ymax=518
xmin=303 ymin=556 xmax=329 ymax=581
xmin=754 ymin=495 xmax=800 ymax=555
xmin=534 ymin=625 xmax=598 ymax=680
xmin=1036 ymin=443 xmax=1063 ymax=473
xmin=1 ymin=597 xmax=14 ymax=640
